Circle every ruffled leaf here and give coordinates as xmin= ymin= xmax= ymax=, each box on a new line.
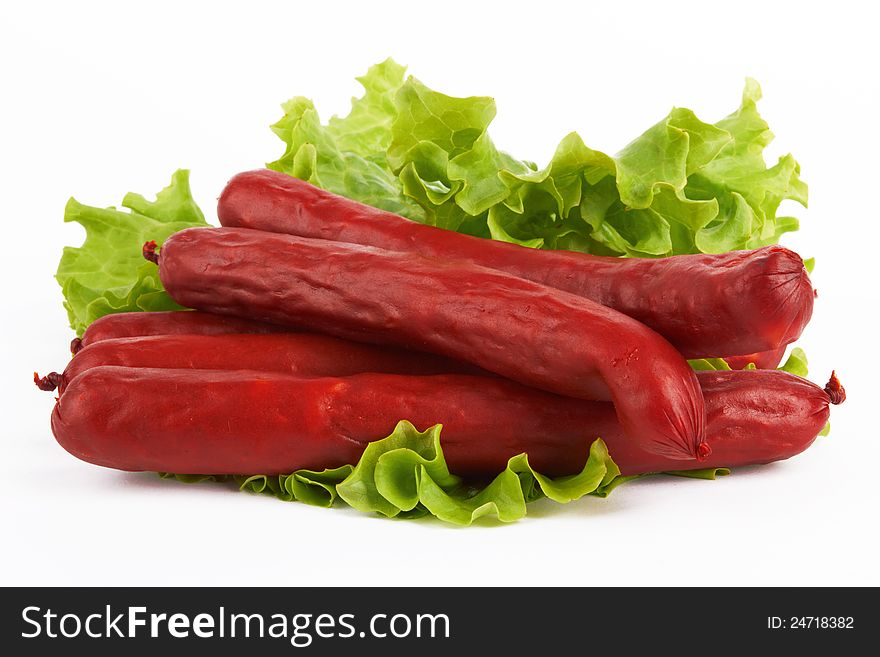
xmin=592 ymin=467 xmax=730 ymax=498
xmin=56 ymin=170 xmax=208 ymax=335
xmin=267 ymin=59 xmax=425 ymax=220
xmin=157 ymin=421 xmax=739 ymax=526
xmin=688 ymin=357 xmax=733 ymax=371
xmin=778 ymin=347 xmax=809 ymax=378
xmin=159 ymin=422 xmax=621 ymax=525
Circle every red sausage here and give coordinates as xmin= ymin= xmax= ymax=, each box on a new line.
xmin=217 ymin=169 xmax=814 ymax=359
xmin=73 ymin=310 xmax=287 ymax=354
xmin=152 ymin=227 xmax=707 ymax=461
xmin=50 ymin=367 xmax=841 ymax=477
xmin=40 ymin=333 xmax=487 ymax=395
xmin=605 ymin=370 xmax=843 ymax=476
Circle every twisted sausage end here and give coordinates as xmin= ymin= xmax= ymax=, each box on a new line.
xmin=824 ymin=371 xmax=845 ymax=405
xmin=34 ymin=371 xmax=62 ymax=392
xmin=143 ymin=240 xmax=159 ymax=264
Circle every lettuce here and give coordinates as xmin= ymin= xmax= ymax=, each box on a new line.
xmin=162 ymin=420 xmax=733 ymax=525
xmin=688 ymin=357 xmax=734 ymax=372
xmin=267 ymin=59 xmax=425 ymax=220
xmin=163 ymin=422 xmax=618 ymax=525
xmin=269 ymin=60 xmax=806 ymax=256
xmin=690 ymin=347 xmax=809 ymax=376
xmin=778 ymin=347 xmax=809 ymax=377
xmin=56 ymin=170 xmax=208 ymax=335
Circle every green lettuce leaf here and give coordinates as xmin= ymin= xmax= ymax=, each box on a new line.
xmin=269 ymin=63 xmax=806 ymax=259
xmin=264 ymin=58 xmax=810 ymax=262
xmin=267 ymin=58 xmax=424 ymax=220
xmin=238 ymin=466 xmax=354 ymax=507
xmin=689 ymin=347 xmax=811 ymax=376
xmin=778 ymin=347 xmax=809 ymax=377
xmin=687 ymin=80 xmax=808 ymax=253
xmin=688 ymin=357 xmax=734 ymax=371
xmin=287 ymin=421 xmax=619 ymax=525
xmin=592 ymin=467 xmax=730 ymax=498
xmin=158 ymin=420 xmax=741 ymax=525
xmin=56 ymin=170 xmax=208 ymax=335
xmin=159 ymin=421 xmax=618 ymax=524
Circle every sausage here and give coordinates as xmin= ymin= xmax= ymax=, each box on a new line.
xmin=72 ymin=310 xmax=287 ymax=354
xmin=50 ymin=367 xmax=842 ymax=477
xmin=150 ymin=227 xmax=707 ymax=461
xmin=38 ymin=333 xmax=487 ymax=395
xmin=605 ymin=370 xmax=843 ymax=476
xmin=217 ymin=169 xmax=815 ymax=358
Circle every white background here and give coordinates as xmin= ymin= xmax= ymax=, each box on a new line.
xmin=2 ymin=0 xmax=878 ymax=586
